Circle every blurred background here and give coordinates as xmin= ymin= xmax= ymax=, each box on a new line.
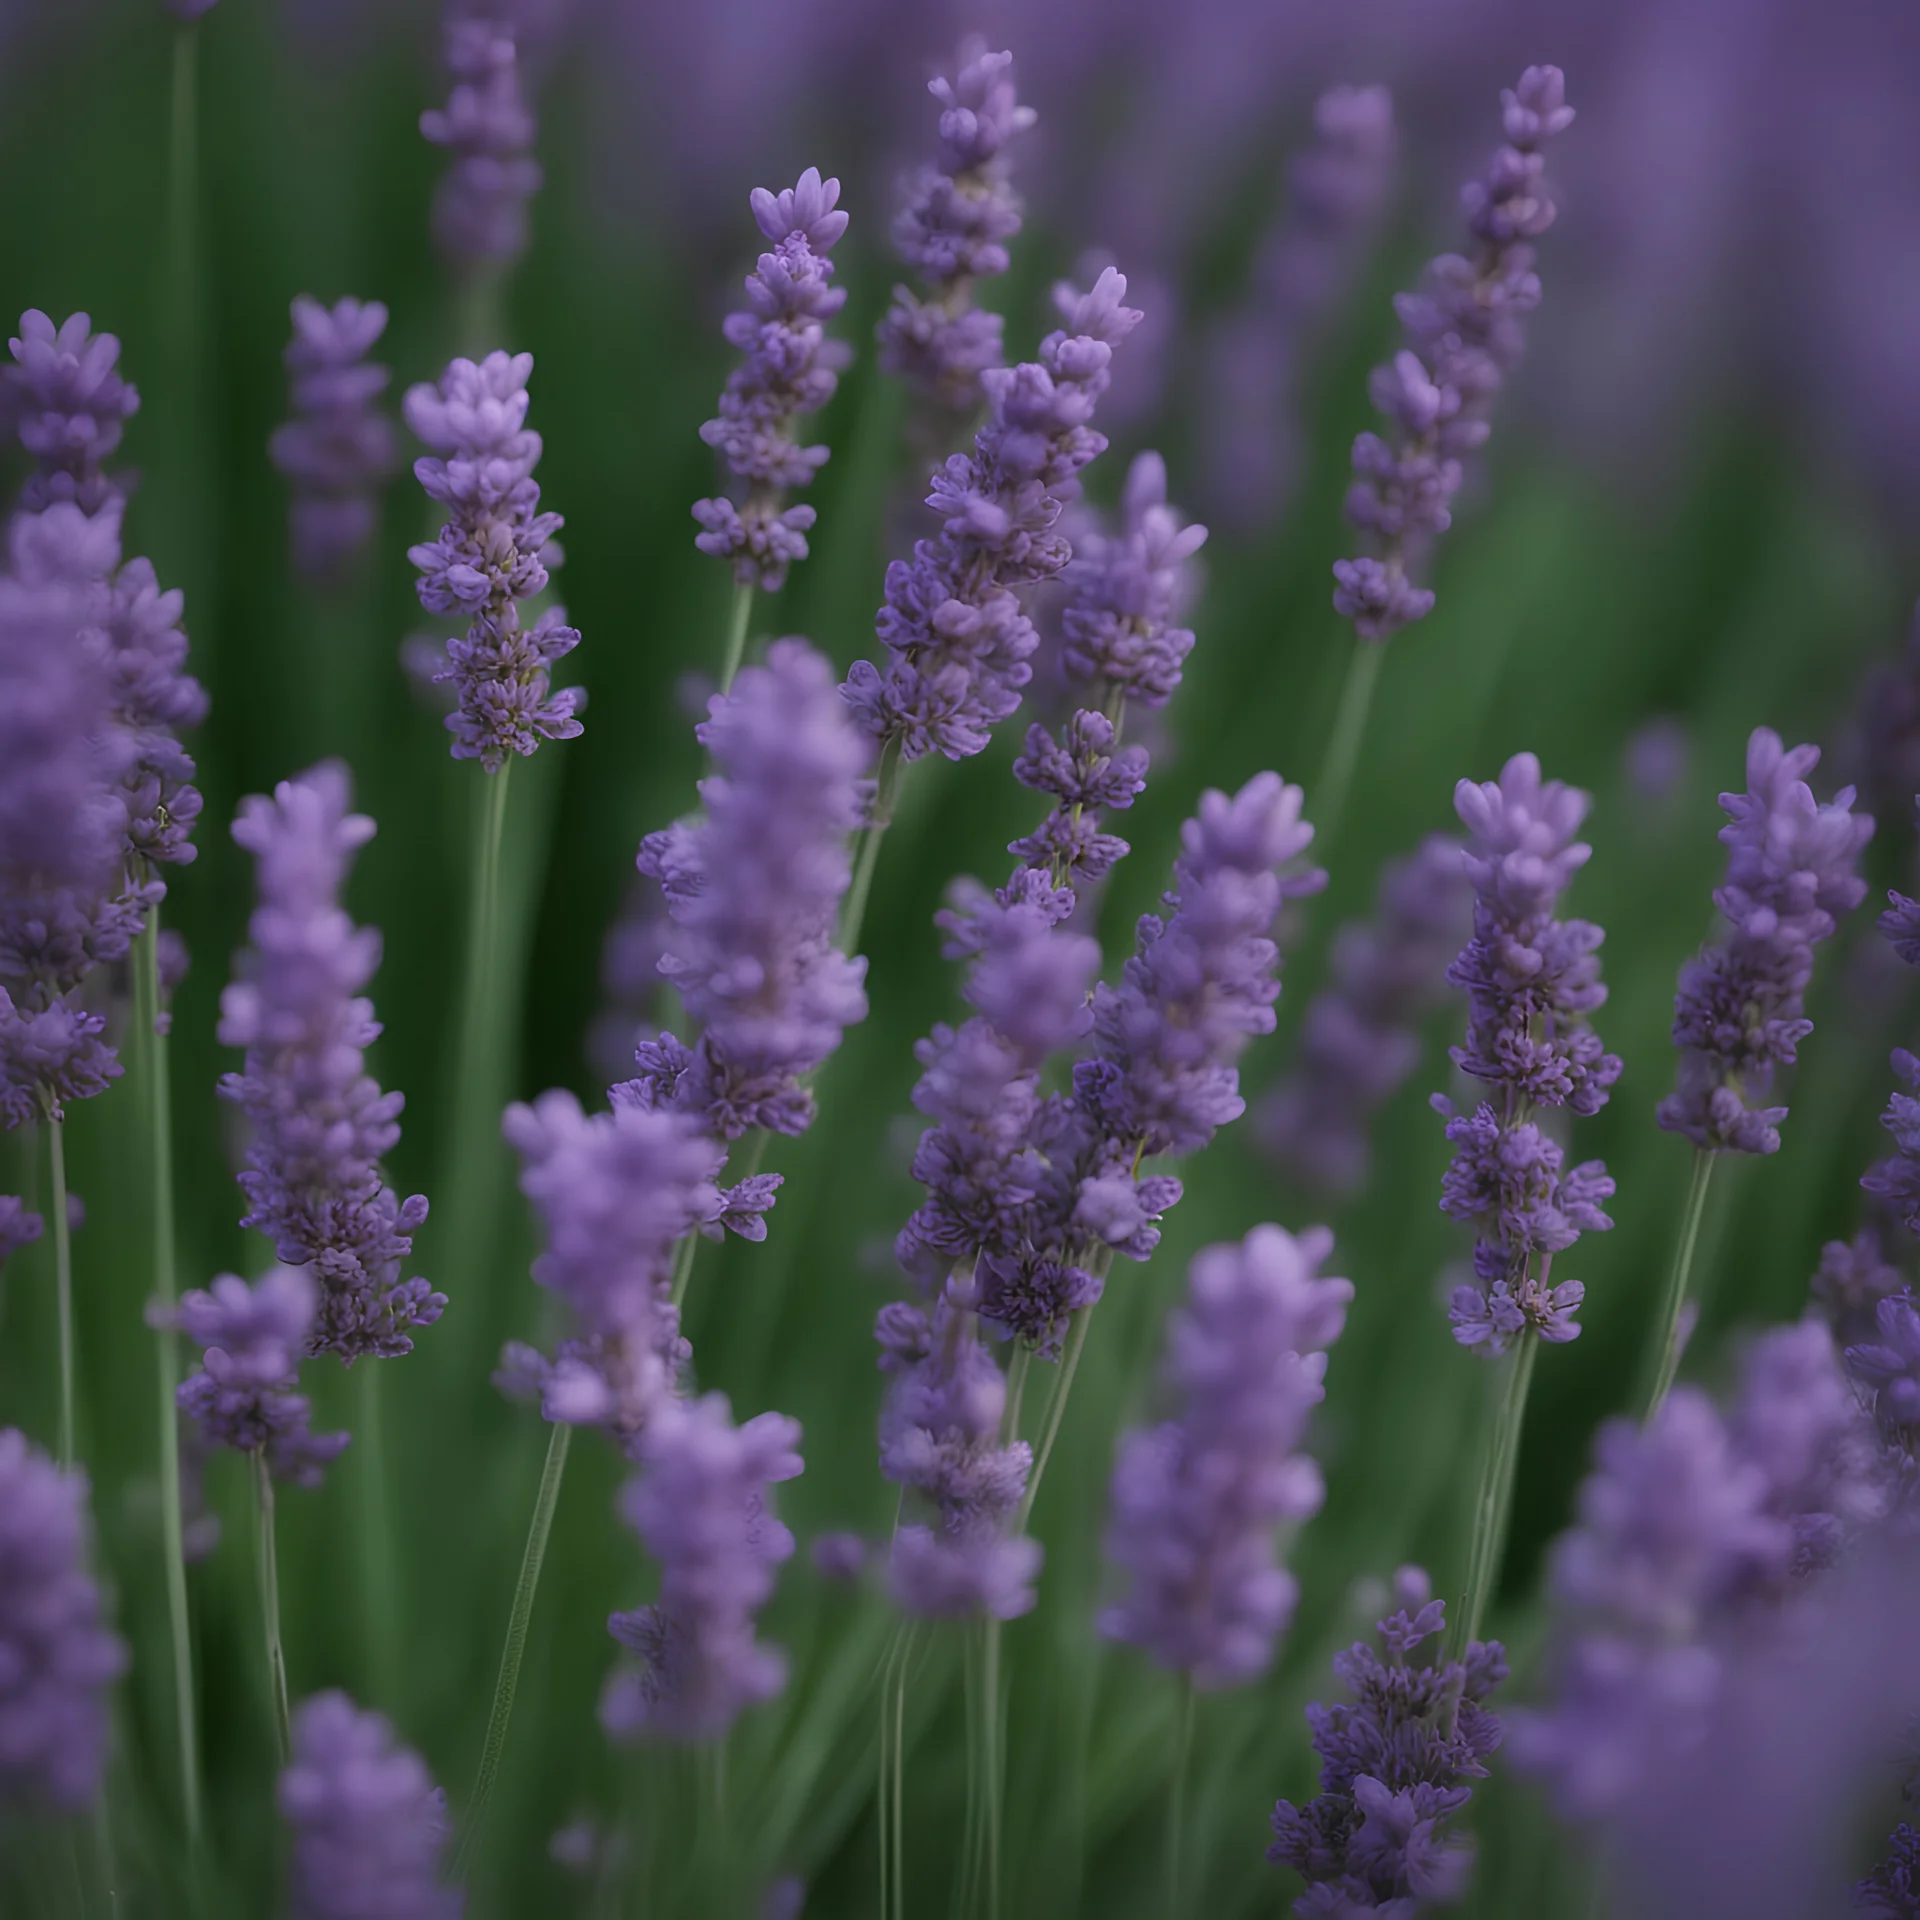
xmin=1 ymin=0 xmax=1916 ymax=1913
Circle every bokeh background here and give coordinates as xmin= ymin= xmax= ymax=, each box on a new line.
xmin=1 ymin=0 xmax=1916 ymax=1913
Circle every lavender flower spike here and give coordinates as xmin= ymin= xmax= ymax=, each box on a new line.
xmin=1659 ymin=727 xmax=1872 ymax=1155
xmin=1333 ymin=67 xmax=1573 ymax=639
xmin=420 ymin=11 xmax=541 ymax=275
xmin=0 ymin=1195 xmax=42 ymax=1267
xmin=406 ymin=349 xmax=583 ymax=770
xmin=280 ymin=1690 xmax=462 ymax=1919
xmin=218 ymin=763 xmax=443 ymax=1361
xmin=632 ymin=637 xmax=868 ymax=1141
xmin=602 ymin=1392 xmax=803 ymax=1741
xmin=1269 ymin=1568 xmax=1506 ymax=1914
xmin=878 ymin=39 xmax=1035 ymax=412
xmin=843 ymin=268 xmax=1143 ymax=764
xmin=1102 ymin=1224 xmax=1351 ymax=1688
xmin=175 ymin=1268 xmax=351 ymax=1487
xmin=1438 ymin=752 xmax=1619 ymax=1352
xmin=270 ymin=296 xmax=401 ymax=581
xmin=4 ymin=310 xmax=139 ymax=512
xmin=693 ymin=169 xmax=851 ymax=592
xmin=0 ymin=1428 xmax=127 ymax=1808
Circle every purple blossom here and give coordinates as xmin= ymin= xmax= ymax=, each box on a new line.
xmin=175 ymin=1268 xmax=351 ymax=1487
xmin=877 ymin=40 xmax=1034 ymax=412
xmin=420 ymin=12 xmax=541 ymax=273
xmin=1845 ymin=1291 xmax=1920 ymax=1457
xmin=1813 ymin=1223 xmax=1911 ymax=1352
xmin=270 ymin=296 xmax=401 ymax=581
xmin=3 ymin=310 xmax=138 ymax=513
xmin=1438 ymin=753 xmax=1619 ymax=1351
xmin=501 ymin=1090 xmax=720 ymax=1449
xmin=0 ymin=1195 xmax=41 ymax=1266
xmin=842 ymin=268 xmax=1143 ymax=764
xmin=280 ymin=1690 xmax=462 ymax=1920
xmin=1864 ymin=1050 xmax=1920 ymax=1234
xmin=1008 ymin=709 xmax=1150 ymax=894
xmin=1332 ymin=67 xmax=1574 ymax=640
xmin=1269 ymin=1568 xmax=1505 ymax=1915
xmin=0 ymin=1429 xmax=125 ymax=1809
xmin=1101 ymin=1224 xmax=1351 ymax=1688
xmin=1659 ymin=728 xmax=1872 ymax=1154
xmin=405 ymin=349 xmax=583 ymax=770
xmin=631 ymin=638 xmax=868 ymax=1141
xmin=218 ymin=765 xmax=442 ymax=1362
xmin=1259 ymin=833 xmax=1471 ymax=1195
xmin=602 ymin=1392 xmax=803 ymax=1742
xmin=692 ymin=168 xmax=851 ymax=591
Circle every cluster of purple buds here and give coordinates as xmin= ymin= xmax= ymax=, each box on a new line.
xmin=692 ymin=170 xmax=851 ymax=592
xmin=174 ymin=1268 xmax=351 ymax=1487
xmin=0 ymin=1195 xmax=42 ymax=1267
xmin=1856 ymin=849 xmax=1920 ymax=1236
xmin=1658 ymin=728 xmax=1872 ymax=1155
xmin=405 ymin=349 xmax=583 ymax=770
xmin=218 ymin=765 xmax=443 ymax=1362
xmin=1008 ymin=711 xmax=1149 ymax=894
xmin=1268 ymin=1568 xmax=1506 ymax=1914
xmin=0 ymin=1427 xmax=126 ymax=1809
xmin=420 ymin=9 xmax=541 ymax=275
xmin=280 ymin=1690 xmax=462 ymax=1920
xmin=1812 ymin=1220 xmax=1912 ymax=1353
xmin=602 ymin=1393 xmax=803 ymax=1741
xmin=1333 ymin=66 xmax=1573 ymax=640
xmin=1101 ymin=1224 xmax=1350 ymax=1687
xmin=630 ymin=638 xmax=868 ymax=1143
xmin=877 ymin=40 xmax=1035 ymax=412
xmin=3 ymin=308 xmax=139 ymax=513
xmin=1260 ymin=832 xmax=1472 ymax=1195
xmin=1436 ymin=753 xmax=1620 ymax=1352
xmin=269 ymin=296 xmax=401 ymax=581
xmin=842 ymin=269 xmax=1143 ymax=765
xmin=1514 ymin=1319 xmax=1883 ymax=1821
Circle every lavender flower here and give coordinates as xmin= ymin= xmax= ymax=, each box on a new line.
xmin=1332 ymin=67 xmax=1574 ymax=640
xmin=175 ymin=1268 xmax=350 ymax=1487
xmin=1269 ymin=1569 xmax=1505 ymax=1914
xmin=630 ymin=637 xmax=868 ymax=1140
xmin=0 ymin=1195 xmax=42 ymax=1266
xmin=280 ymin=1690 xmax=462 ymax=1920
xmin=842 ymin=269 xmax=1143 ymax=764
xmin=1860 ymin=1816 xmax=1920 ymax=1918
xmin=1437 ymin=753 xmax=1619 ymax=1352
xmin=270 ymin=296 xmax=401 ymax=581
xmin=4 ymin=310 xmax=139 ymax=513
xmin=692 ymin=169 xmax=851 ymax=592
xmin=602 ymin=1392 xmax=803 ymax=1741
xmin=0 ymin=1429 xmax=126 ymax=1808
xmin=877 ymin=40 xmax=1034 ymax=412
xmin=500 ymin=1091 xmax=721 ymax=1448
xmin=1813 ymin=1222 xmax=1911 ymax=1352
xmin=1844 ymin=1291 xmax=1920 ymax=1458
xmin=1101 ymin=1224 xmax=1350 ymax=1687
xmin=1260 ymin=833 xmax=1471 ymax=1195
xmin=420 ymin=10 xmax=541 ymax=275
xmin=1007 ymin=710 xmax=1149 ymax=895
xmin=218 ymin=764 xmax=443 ymax=1361
xmin=1201 ymin=83 xmax=1397 ymax=533
xmin=1658 ymin=728 xmax=1872 ymax=1155
xmin=405 ymin=349 xmax=583 ymax=770
xmin=1865 ymin=1051 xmax=1920 ymax=1234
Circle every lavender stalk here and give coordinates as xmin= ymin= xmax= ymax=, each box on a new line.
xmin=252 ymin=1446 xmax=291 ymax=1764
xmin=46 ymin=1111 xmax=73 ymax=1467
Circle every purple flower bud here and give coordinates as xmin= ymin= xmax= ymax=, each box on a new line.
xmin=0 ymin=1195 xmax=42 ymax=1267
xmin=0 ymin=1429 xmax=126 ymax=1809
xmin=280 ymin=1691 xmax=461 ymax=1919
xmin=4 ymin=311 xmax=138 ymax=514
xmin=1101 ymin=1224 xmax=1351 ymax=1687
xmin=420 ymin=14 xmax=541 ymax=273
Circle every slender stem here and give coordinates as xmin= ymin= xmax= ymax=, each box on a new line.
xmin=252 ymin=1449 xmax=291 ymax=1767
xmin=460 ymin=1419 xmax=571 ymax=1874
xmin=718 ymin=580 xmax=754 ymax=694
xmin=454 ymin=271 xmax=507 ymax=364
xmin=1166 ymin=1677 xmax=1196 ymax=1919
xmin=1642 ymin=1148 xmax=1716 ymax=1421
xmin=667 ymin=1233 xmax=699 ymax=1312
xmin=982 ymin=1616 xmax=1003 ymax=1920
xmin=166 ymin=24 xmax=198 ymax=363
xmin=889 ymin=1641 xmax=908 ymax=1920
xmin=672 ymin=1128 xmax=770 ymax=1314
xmin=877 ymin=1632 xmax=894 ymax=1920
xmin=1313 ymin=637 xmax=1386 ymax=857
xmin=1002 ymin=1347 xmax=1031 ymax=1446
xmin=1452 ymin=1328 xmax=1538 ymax=1656
xmin=838 ymin=737 xmax=905 ymax=960
xmin=1015 ymin=1300 xmax=1095 ymax=1530
xmin=47 ymin=1111 xmax=74 ymax=1468
xmin=355 ymin=1363 xmax=401 ymax=1706
xmin=134 ymin=921 xmax=202 ymax=1844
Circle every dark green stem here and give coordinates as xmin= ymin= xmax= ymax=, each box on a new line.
xmin=47 ymin=1110 xmax=74 ymax=1468
xmin=719 ymin=580 xmax=754 ymax=694
xmin=1452 ymin=1328 xmax=1538 ymax=1655
xmin=355 ymin=1363 xmax=401 ymax=1707
xmin=1166 ymin=1677 xmax=1196 ymax=1918
xmin=1642 ymin=1148 xmax=1716 ymax=1420
xmin=1313 ymin=637 xmax=1386 ymax=856
xmin=838 ymin=736 xmax=905 ymax=960
xmin=982 ymin=1616 xmax=1004 ymax=1920
xmin=253 ymin=1450 xmax=291 ymax=1767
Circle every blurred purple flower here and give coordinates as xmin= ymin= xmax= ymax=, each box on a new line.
xmin=421 ymin=10 xmax=541 ymax=274
xmin=0 ymin=1195 xmax=41 ymax=1266
xmin=602 ymin=1392 xmax=803 ymax=1741
xmin=1812 ymin=1222 xmax=1911 ymax=1353
xmin=3 ymin=310 xmax=138 ymax=514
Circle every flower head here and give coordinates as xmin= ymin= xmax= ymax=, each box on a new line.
xmin=420 ymin=14 xmax=541 ymax=273
xmin=4 ymin=310 xmax=139 ymax=513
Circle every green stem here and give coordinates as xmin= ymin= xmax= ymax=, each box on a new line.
xmin=1165 ymin=1678 xmax=1196 ymax=1919
xmin=667 ymin=1233 xmax=699 ymax=1312
xmin=1313 ymin=637 xmax=1386 ymax=857
xmin=453 ymin=271 xmax=507 ymax=364
xmin=718 ymin=580 xmax=754 ymax=694
xmin=672 ymin=1129 xmax=768 ymax=1314
xmin=253 ymin=1449 xmax=291 ymax=1767
xmin=47 ymin=1111 xmax=74 ymax=1468
xmin=134 ymin=921 xmax=202 ymax=1845
xmin=355 ymin=1363 xmax=401 ymax=1707
xmin=166 ymin=24 xmax=198 ymax=362
xmin=982 ymin=1616 xmax=1003 ymax=1920
xmin=889 ymin=1639 xmax=908 ymax=1920
xmin=1452 ymin=1328 xmax=1538 ymax=1655
xmin=1014 ymin=1289 xmax=1099 ymax=1531
xmin=838 ymin=737 xmax=905 ymax=959
xmin=460 ymin=1419 xmax=571 ymax=1875
xmin=1002 ymin=1346 xmax=1031 ymax=1446
xmin=1642 ymin=1148 xmax=1716 ymax=1421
